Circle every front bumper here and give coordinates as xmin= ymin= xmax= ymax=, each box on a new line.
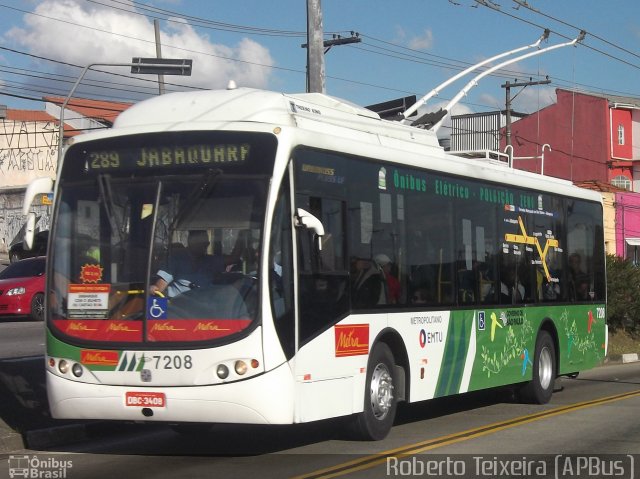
xmin=47 ymin=361 xmax=296 ymax=425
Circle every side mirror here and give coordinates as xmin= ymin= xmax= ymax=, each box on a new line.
xmin=24 ymin=212 xmax=36 ymax=251
xmin=22 ymin=177 xmax=54 ymax=215
xmin=295 ymin=208 xmax=325 ymax=251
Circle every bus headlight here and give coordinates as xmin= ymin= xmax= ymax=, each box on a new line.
xmin=58 ymin=360 xmax=69 ymax=374
xmin=216 ymin=364 xmax=229 ymax=379
xmin=72 ymin=363 xmax=84 ymax=377
xmin=234 ymin=360 xmax=248 ymax=376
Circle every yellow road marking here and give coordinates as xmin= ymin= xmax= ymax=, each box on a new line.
xmin=293 ymin=389 xmax=640 ymax=479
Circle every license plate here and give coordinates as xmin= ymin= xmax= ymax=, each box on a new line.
xmin=125 ymin=391 xmax=166 ymax=408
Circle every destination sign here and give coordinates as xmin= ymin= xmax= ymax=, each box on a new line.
xmin=86 ymin=143 xmax=251 ymax=171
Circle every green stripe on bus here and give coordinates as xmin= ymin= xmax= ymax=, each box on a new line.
xmin=435 ymin=314 xmax=472 ymax=397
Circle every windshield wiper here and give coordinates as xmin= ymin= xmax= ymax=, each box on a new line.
xmin=97 ymin=174 xmax=124 ymax=243
xmin=168 ymin=168 xmax=222 ymax=233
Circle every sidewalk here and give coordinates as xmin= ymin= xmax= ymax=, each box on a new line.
xmin=0 ymin=355 xmax=99 ymax=453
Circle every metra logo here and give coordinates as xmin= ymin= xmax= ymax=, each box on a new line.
xmin=81 ymin=350 xmax=119 ymax=366
xmin=107 ymin=323 xmax=140 ymax=332
xmin=150 ymin=322 xmax=185 ymax=332
xmin=193 ymin=322 xmax=229 ymax=332
xmin=335 ymin=324 xmax=369 ymax=357
xmin=66 ymin=321 xmax=98 ymax=332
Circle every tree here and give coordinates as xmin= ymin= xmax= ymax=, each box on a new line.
xmin=606 ymin=254 xmax=640 ymax=335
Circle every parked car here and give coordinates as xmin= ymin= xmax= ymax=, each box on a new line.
xmin=0 ymin=257 xmax=45 ymax=321
xmin=8 ymin=230 xmax=48 ymax=263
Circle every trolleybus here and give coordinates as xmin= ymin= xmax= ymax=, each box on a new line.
xmin=34 ymin=86 xmax=606 ymax=440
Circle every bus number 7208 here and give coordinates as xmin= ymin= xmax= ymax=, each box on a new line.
xmin=151 ymin=355 xmax=193 ymax=370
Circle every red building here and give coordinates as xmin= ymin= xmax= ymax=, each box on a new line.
xmin=505 ymin=89 xmax=639 ymax=190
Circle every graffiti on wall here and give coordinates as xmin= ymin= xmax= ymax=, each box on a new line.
xmin=0 ymin=119 xmax=58 ymax=175
xmin=0 ymin=192 xmax=50 ymax=254
xmin=0 ymin=118 xmax=57 ymax=253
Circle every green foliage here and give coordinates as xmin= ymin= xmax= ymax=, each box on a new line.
xmin=606 ymin=254 xmax=640 ymax=334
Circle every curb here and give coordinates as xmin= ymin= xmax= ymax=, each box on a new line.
xmin=0 ymin=428 xmax=26 ymax=452
xmin=622 ymin=353 xmax=639 ymax=364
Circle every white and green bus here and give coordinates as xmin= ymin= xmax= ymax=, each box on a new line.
xmin=39 ymin=87 xmax=606 ymax=440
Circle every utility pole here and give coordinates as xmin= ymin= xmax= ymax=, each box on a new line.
xmin=304 ymin=1 xmax=361 ymax=93
xmin=502 ymin=77 xmax=551 ymax=147
xmin=154 ymin=20 xmax=166 ymax=95
xmin=306 ymin=0 xmax=325 ymax=93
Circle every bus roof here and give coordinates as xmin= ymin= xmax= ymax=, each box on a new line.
xmin=112 ymin=87 xmax=442 ymax=148
xmin=70 ymin=87 xmax=600 ymax=204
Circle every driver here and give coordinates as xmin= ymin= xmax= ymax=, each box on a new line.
xmin=149 ymin=230 xmax=223 ymax=298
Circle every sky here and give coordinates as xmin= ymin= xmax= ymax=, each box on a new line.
xmin=0 ymin=0 xmax=639 ymax=132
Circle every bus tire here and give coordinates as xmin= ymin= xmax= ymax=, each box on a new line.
xmin=520 ymin=330 xmax=556 ymax=404
xmin=350 ymin=342 xmax=397 ymax=441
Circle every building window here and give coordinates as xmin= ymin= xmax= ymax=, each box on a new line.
xmin=611 ymin=175 xmax=631 ymax=191
xmin=618 ymin=124 xmax=625 ymax=145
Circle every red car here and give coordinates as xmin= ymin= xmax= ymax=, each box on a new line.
xmin=0 ymin=256 xmax=45 ymax=321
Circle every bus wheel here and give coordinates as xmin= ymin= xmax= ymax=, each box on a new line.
xmin=350 ymin=342 xmax=397 ymax=440
xmin=520 ymin=330 xmax=556 ymax=404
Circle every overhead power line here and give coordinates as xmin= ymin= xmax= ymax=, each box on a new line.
xmin=472 ymin=0 xmax=640 ymax=71
xmin=1 ymin=0 xmax=638 ymax=112
xmin=87 ymin=0 xmax=309 ymax=37
xmin=511 ymin=0 xmax=640 ymax=61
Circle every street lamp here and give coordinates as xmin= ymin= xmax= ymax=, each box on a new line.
xmin=57 ymin=58 xmax=193 ymax=163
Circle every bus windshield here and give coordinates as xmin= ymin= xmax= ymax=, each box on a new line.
xmin=49 ymin=131 xmax=277 ymax=345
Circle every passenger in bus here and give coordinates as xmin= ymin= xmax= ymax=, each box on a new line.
xmin=568 ymin=253 xmax=589 ymax=300
xmin=574 ymin=274 xmax=591 ymax=300
xmin=494 ymin=266 xmax=525 ymax=304
xmin=375 ymin=254 xmax=401 ymax=304
xmin=537 ymin=268 xmax=561 ymax=301
xmin=351 ymin=257 xmax=386 ymax=308
xmin=149 ymin=230 xmax=224 ymax=298
xmin=411 ymin=288 xmax=429 ymax=305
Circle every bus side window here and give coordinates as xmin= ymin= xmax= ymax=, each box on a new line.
xmin=296 ymin=195 xmax=349 ymax=344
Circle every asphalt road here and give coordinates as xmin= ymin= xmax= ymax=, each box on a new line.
xmin=0 ymin=361 xmax=637 ymax=479
xmin=0 ymin=322 xmax=45 ymax=359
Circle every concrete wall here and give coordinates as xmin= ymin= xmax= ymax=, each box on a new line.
xmin=615 ymin=191 xmax=640 ymax=261
xmin=602 ymin=191 xmax=616 ymax=256
xmin=506 ymin=89 xmax=610 ymax=182
xmin=0 ymin=117 xmax=58 ymax=186
xmin=0 ymin=117 xmax=57 ymax=253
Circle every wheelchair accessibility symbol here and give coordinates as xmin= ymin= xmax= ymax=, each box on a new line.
xmin=147 ymin=297 xmax=167 ymax=319
xmin=477 ymin=311 xmax=486 ymax=331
